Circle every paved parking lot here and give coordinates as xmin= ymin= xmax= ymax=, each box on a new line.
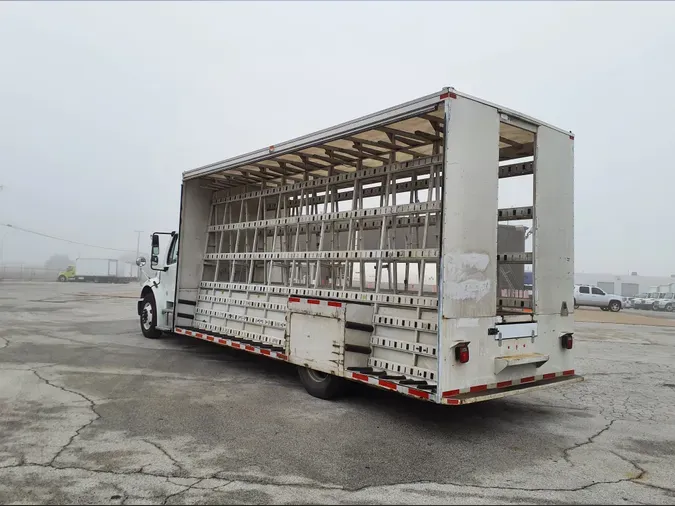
xmin=1 ymin=281 xmax=675 ymax=504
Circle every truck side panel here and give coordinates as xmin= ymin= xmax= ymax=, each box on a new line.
xmin=176 ymin=180 xmax=212 ymax=328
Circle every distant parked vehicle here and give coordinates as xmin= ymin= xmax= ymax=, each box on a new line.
xmin=622 ymin=297 xmax=634 ymax=309
xmin=57 ymin=258 xmax=138 ymax=284
xmin=633 ymin=292 xmax=662 ymax=310
xmin=574 ymin=284 xmax=622 ymax=312
xmin=654 ymin=293 xmax=675 ymax=312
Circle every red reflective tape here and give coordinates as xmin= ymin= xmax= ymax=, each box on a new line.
xmin=470 ymin=384 xmax=488 ymax=393
xmin=307 ymin=299 xmax=320 ymax=305
xmin=378 ymin=380 xmax=397 ymax=390
xmin=195 ymin=333 xmax=203 ymax=338
xmin=327 ymin=301 xmax=342 ymax=308
xmin=408 ymin=388 xmax=430 ymax=400
xmin=563 ymin=369 xmax=575 ymax=376
xmin=185 ymin=330 xmax=193 ymax=336
xmin=245 ymin=345 xmax=255 ymax=351
xmin=442 ymin=389 xmax=460 ymax=398
xmin=206 ymin=336 xmax=214 ymax=342
xmin=260 ymin=349 xmax=271 ymax=356
xmin=497 ymin=380 xmax=512 ymax=388
xmin=218 ymin=339 xmax=228 ymax=345
xmin=276 ymin=353 xmax=288 ymax=361
xmin=288 ymin=297 xmax=301 ymax=303
xmin=521 ymin=376 xmax=535 ymax=383
xmin=543 ymin=373 xmax=556 ymax=380
xmin=352 ymin=373 xmax=369 ymax=382
xmin=440 ymin=91 xmax=456 ymax=100
xmin=446 ymin=398 xmax=461 ymax=405
xmin=231 ymin=342 xmax=241 ymax=348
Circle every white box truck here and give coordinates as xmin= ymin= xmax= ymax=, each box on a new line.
xmin=58 ymin=258 xmax=138 ymax=283
xmin=136 ymin=87 xmax=582 ymax=405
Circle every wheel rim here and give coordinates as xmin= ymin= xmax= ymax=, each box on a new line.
xmin=611 ymin=303 xmax=619 ymax=311
xmin=306 ymin=368 xmax=329 ymax=382
xmin=142 ymin=302 xmax=153 ymax=330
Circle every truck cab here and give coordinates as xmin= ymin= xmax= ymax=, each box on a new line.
xmin=57 ymin=265 xmax=75 ymax=282
xmin=136 ymin=232 xmax=178 ymax=338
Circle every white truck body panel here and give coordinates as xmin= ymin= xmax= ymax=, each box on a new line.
xmin=168 ymin=87 xmax=580 ymax=405
xmin=76 ymin=258 xmax=114 ymax=277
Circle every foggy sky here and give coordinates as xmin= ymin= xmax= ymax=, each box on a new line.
xmin=1 ymin=1 xmax=673 ymax=275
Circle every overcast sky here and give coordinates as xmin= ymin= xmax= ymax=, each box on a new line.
xmin=0 ymin=1 xmax=674 ymax=276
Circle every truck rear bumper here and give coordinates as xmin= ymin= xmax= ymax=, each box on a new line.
xmin=441 ymin=374 xmax=583 ymax=405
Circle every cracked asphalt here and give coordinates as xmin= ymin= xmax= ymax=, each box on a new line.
xmin=1 ymin=281 xmax=675 ymax=504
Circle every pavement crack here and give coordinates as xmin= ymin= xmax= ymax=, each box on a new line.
xmin=562 ymin=418 xmax=616 ymax=465
xmin=31 ymin=369 xmax=101 ymax=467
xmin=162 ymin=478 xmax=205 ymax=505
xmin=0 ymin=335 xmax=9 ymax=348
xmin=143 ymin=439 xmax=185 ymax=476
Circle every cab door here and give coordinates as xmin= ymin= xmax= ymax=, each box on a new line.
xmin=577 ymin=285 xmax=591 ymax=305
xmin=590 ymin=286 xmax=607 ymax=307
xmin=162 ymin=235 xmax=179 ymax=327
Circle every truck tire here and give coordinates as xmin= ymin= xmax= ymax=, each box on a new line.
xmin=652 ymin=302 xmax=659 ymax=311
xmin=57 ymin=275 xmax=67 ymax=282
xmin=666 ymin=304 xmax=673 ymax=312
xmin=573 ymin=298 xmax=579 ymax=309
xmin=297 ymin=367 xmax=345 ymax=400
xmin=140 ymin=293 xmax=162 ymax=339
xmin=609 ymin=300 xmax=621 ymax=312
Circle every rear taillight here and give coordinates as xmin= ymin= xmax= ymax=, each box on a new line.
xmin=455 ymin=344 xmax=470 ymax=363
xmin=561 ymin=333 xmax=573 ymax=350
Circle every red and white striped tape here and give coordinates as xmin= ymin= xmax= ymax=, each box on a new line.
xmin=175 ymin=327 xmax=288 ymax=361
xmin=441 ymin=369 xmax=575 ymax=405
xmin=349 ymin=371 xmax=433 ymax=401
xmin=288 ymin=296 xmax=343 ymax=308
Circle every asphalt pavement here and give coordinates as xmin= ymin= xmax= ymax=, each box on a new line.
xmin=1 ymin=282 xmax=674 ymax=504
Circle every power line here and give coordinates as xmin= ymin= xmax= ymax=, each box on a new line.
xmin=1 ymin=223 xmax=136 ymax=254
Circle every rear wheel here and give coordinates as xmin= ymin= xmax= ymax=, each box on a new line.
xmin=666 ymin=304 xmax=674 ymax=312
xmin=609 ymin=300 xmax=621 ymax=312
xmin=140 ymin=293 xmax=162 ymax=339
xmin=652 ymin=302 xmax=659 ymax=311
xmin=297 ymin=367 xmax=345 ymax=399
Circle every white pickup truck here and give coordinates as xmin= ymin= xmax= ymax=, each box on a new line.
xmin=573 ymin=284 xmax=622 ymax=312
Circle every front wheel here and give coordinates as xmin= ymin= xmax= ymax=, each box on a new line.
xmin=609 ymin=300 xmax=621 ymax=312
xmin=666 ymin=304 xmax=674 ymax=312
xmin=57 ymin=275 xmax=67 ymax=282
xmin=140 ymin=294 xmax=162 ymax=339
xmin=652 ymin=302 xmax=659 ymax=311
xmin=297 ymin=367 xmax=345 ymax=400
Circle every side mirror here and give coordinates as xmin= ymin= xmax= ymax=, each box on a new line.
xmin=151 ymin=234 xmax=160 ymax=268
xmin=136 ymin=256 xmax=147 ymax=267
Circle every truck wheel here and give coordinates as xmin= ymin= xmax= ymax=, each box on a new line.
xmin=652 ymin=302 xmax=659 ymax=311
xmin=140 ymin=294 xmax=162 ymax=339
xmin=573 ymin=298 xmax=579 ymax=309
xmin=609 ymin=300 xmax=621 ymax=312
xmin=297 ymin=367 xmax=345 ymax=400
xmin=58 ymin=275 xmax=67 ymax=282
xmin=666 ymin=304 xmax=674 ymax=312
